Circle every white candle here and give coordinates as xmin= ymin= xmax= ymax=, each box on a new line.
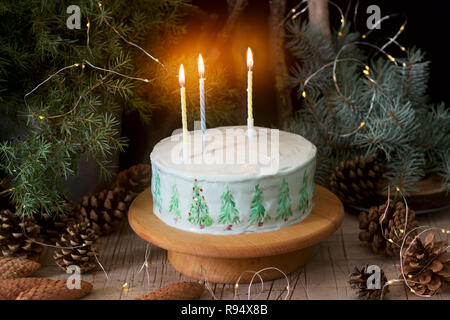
xmin=179 ymin=64 xmax=188 ymax=161
xmin=198 ymin=54 xmax=206 ymax=151
xmin=247 ymin=47 xmax=254 ymax=135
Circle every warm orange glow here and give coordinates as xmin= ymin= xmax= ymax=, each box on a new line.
xmin=179 ymin=64 xmax=185 ymax=87
xmin=198 ymin=54 xmax=205 ymax=77
xmin=247 ymin=47 xmax=253 ymax=70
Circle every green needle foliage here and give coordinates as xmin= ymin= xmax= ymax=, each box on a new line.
xmin=285 ymin=19 xmax=450 ymax=193
xmin=0 ymin=0 xmax=189 ymax=215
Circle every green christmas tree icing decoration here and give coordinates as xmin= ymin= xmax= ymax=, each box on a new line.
xmin=298 ymin=171 xmax=309 ymax=212
xmin=249 ymin=184 xmax=270 ymax=227
xmin=218 ymin=186 xmax=240 ymax=230
xmin=169 ymin=184 xmax=181 ymax=220
xmin=153 ymin=169 xmax=162 ymax=211
xmin=276 ymin=179 xmax=293 ymax=221
xmin=188 ymin=179 xmax=212 ymax=228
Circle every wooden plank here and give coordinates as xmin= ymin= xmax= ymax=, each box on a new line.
xmin=30 ymin=205 xmax=450 ymax=300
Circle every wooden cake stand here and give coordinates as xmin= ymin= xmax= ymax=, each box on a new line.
xmin=128 ymin=185 xmax=344 ymax=284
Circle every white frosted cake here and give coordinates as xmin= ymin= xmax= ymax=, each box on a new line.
xmin=150 ymin=126 xmax=316 ymax=235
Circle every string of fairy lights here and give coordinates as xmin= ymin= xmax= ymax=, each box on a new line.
xmin=287 ymin=1 xmax=409 ymax=138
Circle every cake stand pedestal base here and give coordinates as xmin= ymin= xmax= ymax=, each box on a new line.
xmin=128 ymin=185 xmax=344 ymax=284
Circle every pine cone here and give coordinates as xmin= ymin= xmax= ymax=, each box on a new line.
xmin=359 ymin=200 xmax=419 ymax=257
xmin=0 ymin=209 xmax=43 ymax=261
xmin=349 ymin=265 xmax=388 ymax=300
xmin=329 ymin=154 xmax=384 ymax=206
xmin=53 ymin=222 xmax=98 ymax=273
xmin=400 ymin=232 xmax=450 ymax=296
xmin=16 ymin=279 xmax=92 ymax=300
xmin=0 ymin=257 xmax=41 ymax=280
xmin=137 ymin=282 xmax=206 ymax=300
xmin=0 ymin=277 xmax=92 ymax=300
xmin=34 ymin=212 xmax=74 ymax=245
xmin=116 ymin=164 xmax=151 ymax=201
xmin=75 ymin=188 xmax=128 ymax=236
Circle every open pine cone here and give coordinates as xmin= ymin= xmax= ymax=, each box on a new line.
xmin=54 ymin=222 xmax=98 ymax=273
xmin=400 ymin=232 xmax=450 ymax=296
xmin=349 ymin=265 xmax=388 ymax=300
xmin=34 ymin=213 xmax=74 ymax=246
xmin=329 ymin=154 xmax=384 ymax=206
xmin=0 ymin=209 xmax=43 ymax=261
xmin=75 ymin=188 xmax=128 ymax=236
xmin=359 ymin=200 xmax=419 ymax=257
xmin=115 ymin=164 xmax=151 ymax=201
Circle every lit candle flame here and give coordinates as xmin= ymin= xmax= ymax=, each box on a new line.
xmin=247 ymin=47 xmax=253 ymax=70
xmin=198 ymin=54 xmax=205 ymax=77
xmin=179 ymin=64 xmax=185 ymax=87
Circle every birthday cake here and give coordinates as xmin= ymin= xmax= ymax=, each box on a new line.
xmin=149 ymin=126 xmax=316 ymax=235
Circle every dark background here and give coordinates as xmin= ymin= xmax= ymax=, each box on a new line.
xmin=120 ymin=0 xmax=450 ymax=170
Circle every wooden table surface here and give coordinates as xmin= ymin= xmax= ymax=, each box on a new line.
xmin=35 ymin=205 xmax=450 ymax=300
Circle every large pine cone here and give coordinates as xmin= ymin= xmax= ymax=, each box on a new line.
xmin=359 ymin=200 xmax=419 ymax=256
xmin=0 ymin=209 xmax=43 ymax=261
xmin=329 ymin=154 xmax=384 ymax=206
xmin=54 ymin=222 xmax=98 ymax=273
xmin=400 ymin=232 xmax=450 ymax=296
xmin=115 ymin=164 xmax=151 ymax=200
xmin=75 ymin=188 xmax=128 ymax=236
xmin=34 ymin=212 xmax=74 ymax=246
xmin=349 ymin=265 xmax=388 ymax=300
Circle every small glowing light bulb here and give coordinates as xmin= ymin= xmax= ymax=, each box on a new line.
xmin=360 ymin=122 xmax=366 ymax=128
xmin=338 ymin=31 xmax=343 ymax=37
xmin=400 ymin=25 xmax=405 ymax=31
xmin=122 ymin=283 xmax=129 ymax=288
xmin=302 ymin=91 xmax=306 ymax=98
xmin=388 ymin=239 xmax=394 ymax=243
xmin=387 ymin=55 xmax=396 ymax=62
xmin=291 ymin=8 xmax=296 ymax=13
xmin=362 ymin=34 xmax=367 ymax=39
xmin=388 ymin=281 xmax=393 ymax=285
xmin=401 ymin=46 xmax=406 ymax=51
xmin=340 ymin=18 xmax=345 ymax=23
xmin=39 ymin=115 xmax=45 ymax=120
xmin=235 ymin=283 xmax=239 ymax=289
xmin=363 ymin=69 xmax=370 ymax=75
xmin=365 ymin=65 xmax=370 ymax=70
